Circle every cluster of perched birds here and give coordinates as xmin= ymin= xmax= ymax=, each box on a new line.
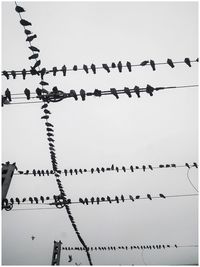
xmin=2 ymin=57 xmax=198 ymax=80
xmin=16 ymin=162 xmax=198 ymax=176
xmin=62 ymin=244 xmax=178 ymax=251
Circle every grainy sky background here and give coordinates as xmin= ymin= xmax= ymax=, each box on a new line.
xmin=2 ymin=1 xmax=198 ymax=265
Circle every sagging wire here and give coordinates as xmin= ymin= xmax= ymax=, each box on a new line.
xmin=186 ymin=167 xmax=198 ymax=193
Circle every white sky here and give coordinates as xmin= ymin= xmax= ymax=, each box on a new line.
xmin=1 ymin=1 xmax=199 ymax=265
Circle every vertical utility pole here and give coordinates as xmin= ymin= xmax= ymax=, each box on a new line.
xmin=2 ymin=162 xmax=16 ymax=200
xmin=51 ymin=240 xmax=62 ymax=265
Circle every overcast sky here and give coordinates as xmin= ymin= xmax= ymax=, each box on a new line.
xmin=2 ymin=1 xmax=198 ymax=265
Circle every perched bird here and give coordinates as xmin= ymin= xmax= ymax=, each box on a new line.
xmin=24 ymin=170 xmax=29 ymax=175
xmin=124 ymin=87 xmax=132 ymax=98
xmin=185 ymin=163 xmax=190 ymax=169
xmin=84 ymin=198 xmax=89 ymax=205
xmin=101 ymin=167 xmax=105 ymax=172
xmin=146 ymin=84 xmax=154 ymax=96
xmin=74 ymin=169 xmax=78 ymax=175
xmin=193 ymin=162 xmax=198 ymax=168
xmin=184 ymin=58 xmax=191 ymax=67
xmin=96 ymin=167 xmax=100 ymax=173
xmin=96 ymin=197 xmax=100 ymax=204
xmin=83 ymin=64 xmax=89 ymax=73
xmin=110 ymin=88 xmax=119 ymax=99
xmin=33 ymin=60 xmax=41 ymax=69
xmin=36 ymin=88 xmax=42 ymax=98
xmin=130 ymin=165 xmax=134 ymax=172
xmin=40 ymin=68 xmax=46 ymax=80
xmin=107 ymin=196 xmax=112 ymax=203
xmin=125 ymin=61 xmax=132 ymax=72
xmin=111 ymin=62 xmax=116 ymax=68
xmin=142 ymin=165 xmax=146 ymax=172
xmin=73 ymin=65 xmax=78 ymax=71
xmin=11 ymin=70 xmax=16 ymax=79
xmin=20 ymin=19 xmax=32 ymax=26
xmin=41 ymin=103 xmax=48 ymax=109
xmin=140 ymin=60 xmax=149 ymax=66
xmin=91 ymin=197 xmax=95 ymax=204
xmin=62 ymin=65 xmax=67 ymax=76
xmin=147 ymin=194 xmax=152 ymax=200
xmin=31 ymin=236 xmax=35 ymax=240
xmin=111 ymin=164 xmax=114 ymax=170
xmin=134 ymin=86 xmax=140 ymax=98
xmin=148 ymin=165 xmax=153 ymax=170
xmin=171 ymin=164 xmax=176 ymax=168
xmin=15 ymin=5 xmax=25 ymax=13
xmin=70 ymin=90 xmax=78 ymax=100
xmin=28 ymin=53 xmax=39 ymax=60
xmin=135 ymin=195 xmax=140 ymax=199
xmin=129 ymin=195 xmax=134 ymax=202
xmin=68 ymin=255 xmax=72 ymax=263
xmin=102 ymin=63 xmax=110 ymax=73
xmin=33 ymin=169 xmax=36 ymax=176
xmin=40 ymin=81 xmax=49 ymax=86
xmin=29 ymin=46 xmax=40 ymax=52
xmin=29 ymin=197 xmax=33 ymax=204
xmin=117 ymin=61 xmax=123 ymax=72
xmin=115 ymin=196 xmax=119 ymax=203
xmin=116 ymin=167 xmax=119 ymax=172
xmin=15 ymin=198 xmax=20 ymax=204
xmin=79 ymin=169 xmax=83 ymax=174
xmin=121 ymin=195 xmax=125 ymax=202
xmin=150 ymin=60 xmax=156 ymax=71
xmin=24 ymin=29 xmax=32 ymax=35
xmin=34 ymin=197 xmax=38 ymax=204
xmin=46 ymin=170 xmax=49 ymax=176
xmin=91 ymin=64 xmax=96 ymax=74
xmin=79 ymin=198 xmax=84 ymax=204
xmin=26 ymin=34 xmax=37 ymax=42
xmin=159 ymin=164 xmax=164 ymax=168
xmin=43 ymin=109 xmax=51 ymax=114
xmin=41 ymin=115 xmax=49 ymax=120
xmin=167 ymin=58 xmax=175 ymax=68
xmin=2 ymin=71 xmax=9 ymax=79
xmin=69 ymin=169 xmax=73 ymax=175
xmin=30 ymin=67 xmax=40 ymax=75
xmin=22 ymin=198 xmax=26 ymax=202
xmin=46 ymin=122 xmax=54 ymax=127
xmin=52 ymin=67 xmax=58 ymax=76
xmin=101 ymin=197 xmax=105 ymax=201
xmin=80 ymin=89 xmax=86 ymax=101
xmin=5 ymin=88 xmax=11 ymax=101
xmin=159 ymin=193 xmax=166 ymax=199
xmin=22 ymin=69 xmax=27 ymax=79
xmin=47 ymin=127 xmax=54 ymax=132
xmin=122 ymin=166 xmax=126 ymax=172
xmin=93 ymin=89 xmax=102 ymax=97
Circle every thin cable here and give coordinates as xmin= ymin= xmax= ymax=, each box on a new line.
xmin=141 ymin=249 xmax=147 ymax=265
xmin=186 ymin=167 xmax=198 ymax=193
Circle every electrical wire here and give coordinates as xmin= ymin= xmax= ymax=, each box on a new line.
xmin=186 ymin=167 xmax=198 ymax=193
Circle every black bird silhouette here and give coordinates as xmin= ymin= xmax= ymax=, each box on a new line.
xmin=146 ymin=84 xmax=154 ymax=96
xmin=30 ymin=67 xmax=40 ymax=75
xmin=124 ymin=87 xmax=132 ymax=97
xmin=29 ymin=197 xmax=33 ymax=204
xmin=101 ymin=197 xmax=105 ymax=201
xmin=110 ymin=88 xmax=119 ymax=99
xmin=91 ymin=64 xmax=96 ymax=74
xmin=171 ymin=164 xmax=176 ymax=168
xmin=46 ymin=170 xmax=49 ymax=176
xmin=68 ymin=255 xmax=72 ymax=263
xmin=52 ymin=67 xmax=58 ymax=76
xmin=36 ymin=88 xmax=42 ymax=98
xmin=22 ymin=198 xmax=26 ymax=202
xmin=79 ymin=198 xmax=84 ymax=204
xmin=93 ymin=89 xmax=102 ymax=97
xmin=69 ymin=169 xmax=73 ymax=175
xmin=79 ymin=169 xmax=83 ymax=174
xmin=29 ymin=53 xmax=39 ymax=60
xmin=32 ymin=169 xmax=36 ymax=176
xmin=122 ymin=166 xmax=126 ymax=172
xmin=61 ymin=65 xmax=67 ymax=76
xmin=193 ymin=162 xmax=198 ymax=168
xmin=10 ymin=198 xmax=14 ymax=204
xmin=91 ymin=197 xmax=95 ymax=204
xmin=185 ymin=163 xmax=190 ymax=168
xmin=41 ymin=103 xmax=48 ymax=109
xmin=29 ymin=46 xmax=40 ymax=52
xmin=41 ymin=170 xmax=45 ymax=176
xmin=24 ymin=170 xmax=29 ymax=175
xmin=26 ymin=34 xmax=37 ymax=42
xmin=130 ymin=165 xmax=134 ymax=172
xmin=40 ymin=81 xmax=49 ymax=86
xmin=140 ymin=60 xmax=149 ymax=66
xmin=96 ymin=197 xmax=100 ymax=204
xmin=147 ymin=194 xmax=152 ymax=200
xmin=134 ymin=86 xmax=140 ymax=98
xmin=96 ymin=167 xmax=100 ymax=173
xmin=117 ymin=61 xmax=123 ymax=72
xmin=74 ymin=169 xmax=78 ymax=175
xmin=166 ymin=164 xmax=170 ymax=168
xmin=111 ymin=164 xmax=114 ymax=170
xmin=46 ymin=122 xmax=54 ymax=127
xmin=34 ymin=197 xmax=38 ymax=204
xmin=15 ymin=5 xmax=25 ymax=12
xmin=73 ymin=65 xmax=78 ymax=71
xmin=101 ymin=167 xmax=105 ymax=172
xmin=121 ymin=195 xmax=125 ymax=202
xmin=33 ymin=60 xmax=41 ymax=69
xmin=116 ymin=166 xmax=119 ymax=172
xmin=41 ymin=115 xmax=49 ymax=120
xmin=111 ymin=62 xmax=116 ymax=68
xmin=40 ymin=68 xmax=46 ymax=80
xmin=11 ymin=70 xmax=16 ymax=79
xmin=80 ymin=89 xmax=86 ymax=101
xmin=20 ymin=19 xmax=32 ymax=26
xmin=31 ymin=236 xmax=35 ymax=240
xmin=2 ymin=71 xmax=9 ymax=79
xmin=70 ymin=90 xmax=78 ymax=100
xmin=83 ymin=64 xmax=89 ymax=73
xmin=15 ymin=198 xmax=20 ymax=204
xmin=37 ymin=170 xmax=41 ymax=176
xmin=107 ymin=196 xmax=112 ymax=203
xmin=129 ymin=195 xmax=134 ymax=202
xmin=24 ymin=29 xmax=32 ymax=35
xmin=159 ymin=164 xmax=164 ymax=168
xmin=44 ymin=109 xmax=51 ymax=114
xmin=142 ymin=165 xmax=146 ymax=172
xmin=126 ymin=61 xmax=132 ymax=72
xmin=167 ymin=58 xmax=175 ymax=68
xmin=148 ymin=165 xmax=153 ymax=170
xmin=159 ymin=193 xmax=166 ymax=199
xmin=47 ymin=127 xmax=54 ymax=132
xmin=135 ymin=195 xmax=140 ymax=199
xmin=84 ymin=198 xmax=89 ymax=205
xmin=115 ymin=196 xmax=119 ymax=203
xmin=150 ymin=60 xmax=156 ymax=71
xmin=102 ymin=63 xmax=110 ymax=73
xmin=22 ymin=69 xmax=27 ymax=79
xmin=184 ymin=57 xmax=191 ymax=67
xmin=5 ymin=89 xmax=12 ymax=101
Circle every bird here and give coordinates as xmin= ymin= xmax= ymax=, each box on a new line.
xmin=96 ymin=197 xmax=100 ymax=204
xmin=74 ymin=169 xmax=78 ymax=175
xmin=36 ymin=88 xmax=42 ymax=98
xmin=129 ymin=195 xmax=134 ymax=202
xmin=115 ymin=196 xmax=119 ymax=203
xmin=31 ymin=236 xmax=35 ymax=240
xmin=46 ymin=122 xmax=54 ymax=127
xmin=22 ymin=198 xmax=26 ymax=202
xmin=79 ymin=169 xmax=83 ymax=174
xmin=167 ymin=58 xmax=175 ymax=68
xmin=110 ymin=88 xmax=119 ymax=99
xmin=68 ymin=255 xmax=72 ymax=263
xmin=70 ymin=90 xmax=78 ymax=100
xmin=29 ymin=197 xmax=33 ymax=204
xmin=15 ymin=198 xmax=20 ymax=204
xmin=93 ymin=89 xmax=102 ymax=97
xmin=107 ymin=196 xmax=112 ymax=203
xmin=73 ymin=65 xmax=78 ymax=71
xmin=101 ymin=197 xmax=105 ymax=201
xmin=24 ymin=29 xmax=32 ymax=35
xmin=124 ymin=87 xmax=132 ymax=97
xmin=80 ymin=89 xmax=86 ymax=101
xmin=29 ymin=46 xmax=40 ymax=52
xmin=91 ymin=64 xmax=96 ymax=74
xmin=130 ymin=165 xmax=134 ymax=172
xmin=111 ymin=164 xmax=114 ymax=170
xmin=135 ymin=195 xmax=140 ymax=199
xmin=142 ymin=165 xmax=146 ymax=172
xmin=159 ymin=193 xmax=166 ymax=199
xmin=84 ymin=198 xmax=89 ymax=205
xmin=184 ymin=57 xmax=191 ymax=67
xmin=41 ymin=103 xmax=48 ymax=109
xmin=140 ymin=60 xmax=149 ymax=66
xmin=79 ymin=198 xmax=84 ymax=204
xmin=26 ymin=34 xmax=37 ymax=42
xmin=5 ymin=88 xmax=11 ymax=101
xmin=32 ymin=169 xmax=36 ymax=176
xmin=117 ymin=61 xmax=123 ymax=72
xmin=62 ymin=65 xmax=67 ymax=76
xmin=116 ymin=167 xmax=119 ymax=172
xmin=122 ymin=166 xmax=126 ymax=172
xmin=15 ymin=5 xmax=25 ymax=13
xmin=150 ymin=60 xmax=156 ymax=71
xmin=101 ymin=167 xmax=105 ymax=172
xmin=147 ymin=194 xmax=152 ymax=200
xmin=69 ymin=169 xmax=73 ymax=175
xmin=124 ymin=61 xmax=132 ymax=74
xmin=22 ymin=69 xmax=27 ymax=79
xmin=193 ymin=162 xmax=198 ymax=168
xmin=2 ymin=71 xmax=9 ymax=79
xmin=171 ymin=164 xmax=176 ymax=168
xmin=34 ymin=197 xmax=38 ymax=204
xmin=148 ymin=165 xmax=153 ymax=170
xmin=96 ymin=167 xmax=100 ymax=173
xmin=40 ymin=81 xmax=49 ymax=86
xmin=28 ymin=53 xmax=39 ymax=60
xmin=134 ymin=86 xmax=140 ymax=98
xmin=47 ymin=127 xmax=54 ymax=132
xmin=33 ymin=60 xmax=41 ymax=69
xmin=102 ymin=63 xmax=110 ymax=73
xmin=43 ymin=109 xmax=51 ymax=114
xmin=24 ymin=170 xmax=29 ymax=175
xmin=41 ymin=115 xmax=49 ymax=120
xmin=121 ymin=195 xmax=125 ymax=202
xmin=159 ymin=164 xmax=164 ymax=168
xmin=146 ymin=84 xmax=154 ymax=96
xmin=20 ymin=19 xmax=32 ymax=26
xmin=46 ymin=170 xmax=50 ymax=176
xmin=83 ymin=64 xmax=89 ymax=73
xmin=166 ymin=164 xmax=170 ymax=168
xmin=185 ymin=163 xmax=190 ymax=169
xmin=11 ymin=70 xmax=16 ymax=79
xmin=90 ymin=197 xmax=95 ymax=204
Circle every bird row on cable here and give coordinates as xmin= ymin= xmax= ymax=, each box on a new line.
xmin=16 ymin=162 xmax=198 ymax=176
xmin=2 ymin=57 xmax=198 ymax=80
xmin=62 ymin=244 xmax=178 ymax=251
xmin=2 ymin=196 xmax=50 ymax=207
